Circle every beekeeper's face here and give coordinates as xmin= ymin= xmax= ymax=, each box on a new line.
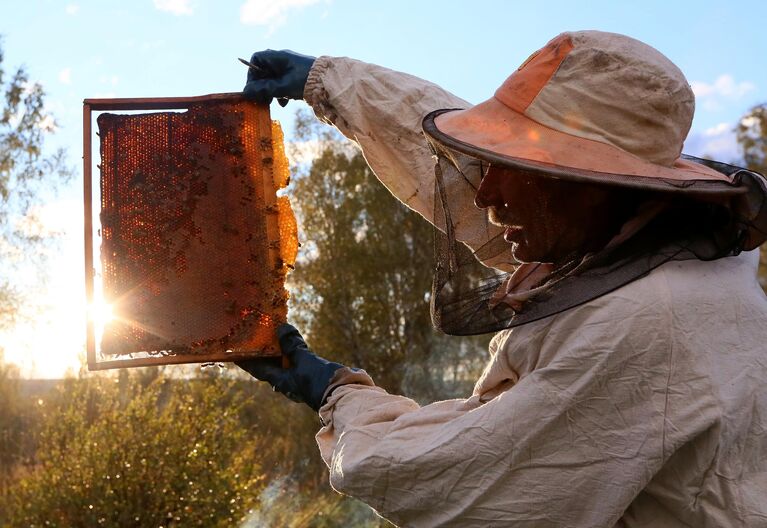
xmin=474 ymin=166 xmax=622 ymax=264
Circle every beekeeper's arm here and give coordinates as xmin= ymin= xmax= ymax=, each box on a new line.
xmin=243 ymin=50 xmax=508 ymax=269
xmin=239 ymin=292 xmax=690 ymax=526
xmin=314 ymin=289 xmax=716 ymax=527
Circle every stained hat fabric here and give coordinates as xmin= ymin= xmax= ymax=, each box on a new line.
xmin=427 ymin=31 xmax=736 ymax=191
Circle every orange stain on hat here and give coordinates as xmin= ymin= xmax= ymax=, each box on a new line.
xmin=431 ymin=30 xmax=732 ymax=185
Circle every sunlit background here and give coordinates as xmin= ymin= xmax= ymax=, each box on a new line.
xmin=1 ymin=0 xmax=766 ymax=378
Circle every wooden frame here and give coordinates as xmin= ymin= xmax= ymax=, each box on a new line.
xmin=84 ymin=94 xmax=286 ymax=370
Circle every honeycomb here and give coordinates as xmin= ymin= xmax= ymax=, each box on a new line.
xmin=97 ymin=100 xmax=296 ymax=361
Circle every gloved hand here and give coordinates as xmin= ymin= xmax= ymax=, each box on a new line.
xmin=242 ymin=50 xmax=316 ymax=106
xmin=236 ymin=323 xmax=344 ymax=411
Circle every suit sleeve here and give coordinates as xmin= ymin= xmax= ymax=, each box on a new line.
xmin=304 ymin=56 xmax=512 ymax=270
xmin=315 ymin=285 xmax=720 ymax=527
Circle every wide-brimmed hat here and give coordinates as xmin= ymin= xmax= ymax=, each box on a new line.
xmin=422 ymin=31 xmax=767 ymax=337
xmin=423 ymin=30 xmax=745 ymax=197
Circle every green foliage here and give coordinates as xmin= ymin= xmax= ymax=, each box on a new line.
xmin=0 ymin=351 xmax=42 ymax=499
xmin=0 ymin=39 xmax=71 ymax=328
xmin=1 ymin=371 xmax=264 ymax=527
xmin=736 ymin=103 xmax=767 ymax=291
xmin=266 ymin=111 xmax=490 ymax=525
xmin=245 ymin=477 xmax=385 ymax=528
xmin=289 ymin=110 xmax=488 ymax=402
xmin=0 ymin=353 xmax=22 ymax=485
xmin=736 ymin=104 xmax=767 ymax=176
xmin=0 ymin=105 xmax=491 ymax=527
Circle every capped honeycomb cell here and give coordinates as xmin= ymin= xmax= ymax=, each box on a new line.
xmin=84 ymin=94 xmax=296 ymax=369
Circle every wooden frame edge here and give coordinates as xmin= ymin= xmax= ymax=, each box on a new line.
xmin=87 ymin=350 xmax=280 ymax=371
xmin=84 ymin=103 xmax=96 ymax=371
xmin=83 ymin=92 xmax=246 ymax=111
xmin=83 ymin=95 xmax=283 ymax=371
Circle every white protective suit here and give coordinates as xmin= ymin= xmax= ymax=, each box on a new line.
xmin=303 ymin=56 xmax=767 ymax=527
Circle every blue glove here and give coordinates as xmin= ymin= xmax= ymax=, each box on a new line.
xmin=242 ymin=50 xmax=316 ymax=106
xmin=237 ymin=324 xmax=344 ymax=411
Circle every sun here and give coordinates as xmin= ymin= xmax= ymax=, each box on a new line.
xmin=88 ymin=297 xmax=114 ymax=329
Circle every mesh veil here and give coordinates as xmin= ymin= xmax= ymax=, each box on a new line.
xmin=424 ymin=111 xmax=767 ymax=336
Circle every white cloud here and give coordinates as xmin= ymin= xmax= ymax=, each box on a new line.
xmin=691 ymin=75 xmax=755 ymax=98
xmin=240 ymin=0 xmax=322 ymax=28
xmin=153 ymin=0 xmax=193 ymax=16
xmin=65 ymin=4 xmax=80 ymax=15
xmin=690 ymin=74 xmax=756 ymax=112
xmin=684 ymin=121 xmax=741 ymax=163
xmin=58 ymin=67 xmax=72 ymax=85
xmin=704 ymin=122 xmax=731 ymax=137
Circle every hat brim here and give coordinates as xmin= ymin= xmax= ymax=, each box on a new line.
xmin=423 ymin=100 xmax=745 ymax=197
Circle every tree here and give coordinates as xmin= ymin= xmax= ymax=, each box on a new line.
xmin=288 ymin=110 xmax=489 ymax=402
xmin=0 ymin=103 xmax=492 ymax=526
xmin=736 ymin=104 xmax=767 ymax=176
xmin=0 ymin=350 xmax=41 ymax=500
xmin=0 ymin=39 xmax=71 ymax=329
xmin=259 ymin=111 xmax=490 ymax=525
xmin=736 ymin=103 xmax=767 ymax=290
xmin=1 ymin=371 xmax=266 ymax=527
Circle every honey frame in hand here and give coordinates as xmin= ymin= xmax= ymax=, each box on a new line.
xmin=83 ymin=94 xmax=296 ymax=370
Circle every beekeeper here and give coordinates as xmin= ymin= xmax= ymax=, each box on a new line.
xmin=238 ymin=31 xmax=767 ymax=527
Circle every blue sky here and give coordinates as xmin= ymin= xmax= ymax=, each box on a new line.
xmin=2 ymin=0 xmax=766 ymax=377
